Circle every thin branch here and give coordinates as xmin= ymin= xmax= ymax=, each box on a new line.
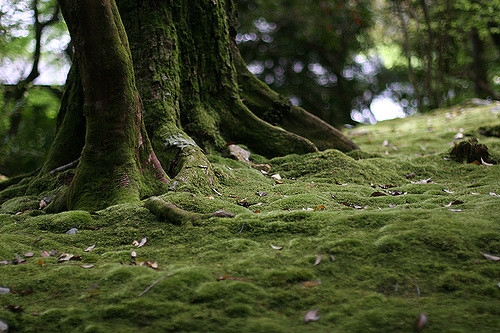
xmin=138 ymin=273 xmax=175 ymax=297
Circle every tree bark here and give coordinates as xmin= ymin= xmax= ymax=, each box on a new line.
xmin=1 ymin=0 xmax=359 ymax=211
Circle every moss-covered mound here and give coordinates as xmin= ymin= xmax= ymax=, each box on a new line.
xmin=0 ymin=102 xmax=499 ymax=332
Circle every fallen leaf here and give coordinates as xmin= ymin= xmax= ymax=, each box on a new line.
xmin=39 ymin=199 xmax=48 ymax=210
xmin=270 ymin=244 xmax=283 ymax=250
xmin=6 ymin=305 xmax=23 ymax=313
xmin=300 ymin=280 xmax=322 ymax=287
xmin=65 ymin=228 xmax=78 ymax=235
xmin=314 ymin=205 xmax=326 ymax=211
xmin=443 ymin=200 xmax=464 ymax=207
xmin=274 ymin=179 xmax=283 ymax=184
xmin=489 ymin=192 xmax=499 ymax=197
xmin=0 ymin=261 xmax=9 ymax=265
xmin=204 ymin=195 xmax=215 ymax=200
xmin=147 ymin=261 xmax=159 ymax=269
xmin=415 ymin=313 xmax=427 ymax=331
xmin=84 ymin=244 xmax=95 ymax=252
xmin=314 ymin=254 xmax=322 ymax=266
xmin=58 ymin=253 xmax=74 ymax=262
xmin=23 ymin=252 xmax=34 ymax=258
xmin=304 ymin=309 xmax=320 ymax=323
xmin=49 ymin=249 xmax=57 ymax=256
xmin=37 ymin=259 xmax=44 ymax=266
xmin=471 ymin=160 xmax=481 ymax=165
xmin=271 ymin=174 xmax=282 ymax=180
xmin=482 ymin=253 xmax=500 ymax=261
xmin=228 ymin=194 xmax=238 ymax=198
xmin=256 ymin=191 xmax=267 ymax=197
xmin=0 ymin=287 xmax=10 ymax=294
xmin=443 ymin=189 xmax=455 ymax=194
xmin=212 ymin=188 xmax=222 ymax=196
xmin=379 ymin=184 xmax=397 ymax=189
xmin=389 ymin=204 xmax=397 ymax=208
xmin=131 ymin=251 xmax=137 ymax=258
xmin=80 ymin=264 xmax=94 ymax=269
xmin=370 ymin=191 xmax=387 ymax=197
xmin=481 ymin=158 xmax=493 ymax=166
xmin=330 ymin=254 xmax=336 ymax=261
xmin=448 ymin=209 xmax=462 ymax=212
xmin=138 ymin=237 xmax=147 ymax=248
xmin=14 ymin=254 xmax=26 ymax=264
xmin=253 ymin=210 xmax=261 ymax=213
xmin=389 ymin=190 xmax=406 ymax=196
xmin=405 ymin=173 xmax=417 ymax=179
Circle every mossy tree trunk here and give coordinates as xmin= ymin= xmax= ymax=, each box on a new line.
xmin=1 ymin=0 xmax=358 ymax=212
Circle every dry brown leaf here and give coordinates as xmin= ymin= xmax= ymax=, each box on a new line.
xmin=415 ymin=313 xmax=427 ymax=331
xmin=482 ymin=253 xmax=500 ymax=261
xmin=138 ymin=237 xmax=147 ymax=248
xmin=370 ymin=191 xmax=387 ymax=197
xmin=314 ymin=205 xmax=326 ymax=211
xmin=147 ymin=261 xmax=159 ymax=269
xmin=84 ymin=244 xmax=95 ymax=252
xmin=204 ymin=195 xmax=215 ymax=200
xmin=314 ymin=254 xmax=322 ymax=266
xmin=132 ymin=240 xmax=139 ymax=246
xmin=40 ymin=250 xmax=50 ymax=258
xmin=304 ymin=309 xmax=320 ymax=323
xmin=270 ymin=244 xmax=283 ymax=250
xmin=300 ymin=280 xmax=322 ymax=287
xmin=23 ymin=252 xmax=34 ymax=258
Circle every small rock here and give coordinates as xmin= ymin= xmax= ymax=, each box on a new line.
xmin=0 ymin=320 xmax=8 ymax=333
xmin=66 ymin=228 xmax=78 ymax=235
xmin=227 ymin=144 xmax=251 ymax=163
xmin=0 ymin=287 xmax=10 ymax=294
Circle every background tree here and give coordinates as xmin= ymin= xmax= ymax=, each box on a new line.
xmin=0 ymin=0 xmax=68 ymax=175
xmin=237 ymin=0 xmax=375 ymax=127
xmin=377 ymin=0 xmax=499 ymax=110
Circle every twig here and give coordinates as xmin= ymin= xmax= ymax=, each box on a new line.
xmin=138 ymin=273 xmax=175 ymax=297
xmin=414 ymin=278 xmax=421 ymax=297
xmin=50 ymin=158 xmax=80 ymax=175
xmin=238 ymin=222 xmax=245 ymax=233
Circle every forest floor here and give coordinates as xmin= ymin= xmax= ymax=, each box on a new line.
xmin=0 ymin=100 xmax=499 ymax=332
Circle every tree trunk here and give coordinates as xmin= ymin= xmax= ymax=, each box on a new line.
xmin=1 ymin=0 xmax=359 ymax=212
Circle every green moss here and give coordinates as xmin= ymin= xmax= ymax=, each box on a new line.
xmin=1 ymin=102 xmax=499 ymax=332
xmin=0 ymin=195 xmax=39 ymax=214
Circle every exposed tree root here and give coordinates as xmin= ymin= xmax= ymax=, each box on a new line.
xmin=145 ymin=196 xmax=235 ymax=226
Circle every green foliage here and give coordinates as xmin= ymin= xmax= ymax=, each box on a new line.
xmin=0 ymin=85 xmax=59 ymax=176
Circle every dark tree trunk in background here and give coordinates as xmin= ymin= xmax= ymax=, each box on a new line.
xmin=1 ymin=0 xmax=358 ymax=212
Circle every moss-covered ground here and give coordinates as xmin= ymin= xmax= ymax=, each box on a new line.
xmin=1 ymin=101 xmax=499 ymax=332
